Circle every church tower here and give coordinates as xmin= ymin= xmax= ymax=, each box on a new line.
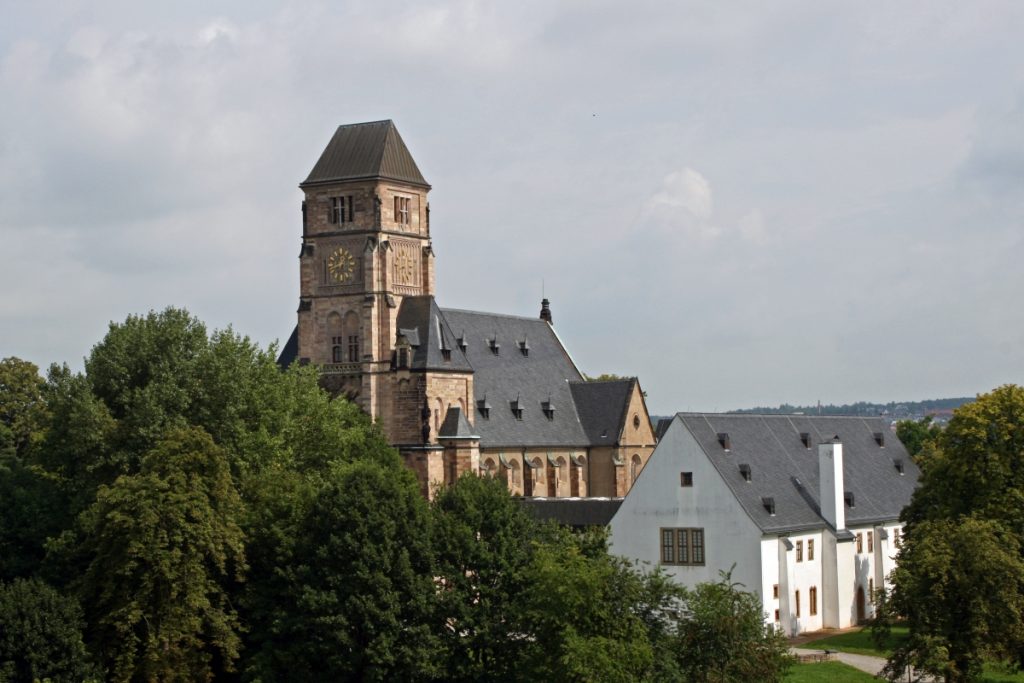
xmin=295 ymin=121 xmax=435 ymax=420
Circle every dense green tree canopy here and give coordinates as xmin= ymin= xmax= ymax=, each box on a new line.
xmin=0 ymin=578 xmax=98 ymax=683
xmin=75 ymin=427 xmax=246 ymax=682
xmin=244 ymin=460 xmax=437 ymax=682
xmin=895 ymin=415 xmax=942 ymax=461
xmin=882 ymin=385 xmax=1024 ymax=682
xmin=0 ymin=357 xmax=47 ymax=460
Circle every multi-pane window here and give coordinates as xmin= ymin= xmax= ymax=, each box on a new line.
xmin=796 ymin=540 xmax=803 ymax=562
xmin=659 ymin=528 xmax=706 ymax=566
xmin=331 ymin=336 xmax=343 ymax=363
xmin=347 ymin=335 xmax=360 ymax=362
xmin=394 ymin=196 xmax=411 ymax=225
xmin=330 ymin=196 xmax=354 ymax=224
xmin=856 ymin=533 xmax=864 ymax=554
xmin=808 ymin=539 xmax=815 ymax=561
xmin=868 ymin=531 xmax=874 ymax=553
xmin=810 ymin=587 xmax=818 ymax=616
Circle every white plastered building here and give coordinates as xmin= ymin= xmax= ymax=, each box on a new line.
xmin=608 ymin=414 xmax=917 ymax=635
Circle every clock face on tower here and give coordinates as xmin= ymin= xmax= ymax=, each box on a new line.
xmin=327 ymin=247 xmax=356 ymax=284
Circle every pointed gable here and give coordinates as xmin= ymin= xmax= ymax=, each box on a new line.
xmin=394 ymin=296 xmax=472 ymax=372
xmin=570 ymin=379 xmax=636 ymax=445
xmin=301 ymin=120 xmax=430 ymax=188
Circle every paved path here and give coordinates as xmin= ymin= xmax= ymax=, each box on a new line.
xmin=791 ymin=647 xmax=887 ymax=676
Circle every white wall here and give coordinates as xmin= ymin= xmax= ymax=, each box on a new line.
xmin=609 ymin=417 xmax=764 ymax=600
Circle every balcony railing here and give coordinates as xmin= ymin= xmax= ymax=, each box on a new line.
xmin=321 ymin=362 xmax=362 ymax=376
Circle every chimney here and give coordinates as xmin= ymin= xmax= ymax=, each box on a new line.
xmin=539 ymin=298 xmax=553 ymax=325
xmin=818 ymin=435 xmax=845 ymax=530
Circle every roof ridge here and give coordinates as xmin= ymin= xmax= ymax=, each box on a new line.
xmin=440 ymin=307 xmax=548 ymax=322
xmin=676 ymin=412 xmax=888 ymax=419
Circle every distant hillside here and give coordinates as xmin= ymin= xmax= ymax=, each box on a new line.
xmin=729 ymin=397 xmax=973 ymax=420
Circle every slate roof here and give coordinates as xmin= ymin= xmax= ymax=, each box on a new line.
xmin=277 ymin=326 xmax=298 ymax=367
xmin=440 ymin=308 xmax=590 ymax=448
xmin=438 ymin=405 xmax=478 ymax=439
xmin=570 ymin=379 xmax=636 ymax=445
xmin=395 ymin=297 xmax=473 ymax=372
xmin=301 ymin=120 xmax=430 ymax=188
xmin=518 ymin=498 xmax=623 ymax=528
xmin=675 ymin=414 xmax=920 ymax=534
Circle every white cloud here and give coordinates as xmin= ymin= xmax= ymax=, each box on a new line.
xmin=2 ymin=1 xmax=1024 ymax=411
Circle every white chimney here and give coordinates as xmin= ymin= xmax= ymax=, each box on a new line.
xmin=818 ymin=436 xmax=845 ymax=530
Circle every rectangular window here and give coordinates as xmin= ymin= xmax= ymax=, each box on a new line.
xmin=810 ymin=587 xmax=818 ymax=616
xmin=795 ymin=590 xmax=801 ymax=618
xmin=808 ymin=538 xmax=815 ymax=561
xmin=331 ymin=196 xmax=354 ymax=224
xmin=856 ymin=533 xmax=863 ymax=554
xmin=869 ymin=578 xmax=874 ymax=597
xmin=773 ymin=584 xmax=779 ymax=599
xmin=868 ymin=531 xmax=874 ymax=553
xmin=394 ymin=196 xmax=410 ymax=225
xmin=796 ymin=540 xmax=803 ymax=562
xmin=774 ymin=609 xmax=780 ymax=622
xmin=680 ymin=472 xmax=693 ymax=487
xmin=661 ymin=529 xmax=675 ymax=564
xmin=659 ymin=528 xmax=705 ymax=566
xmin=347 ymin=335 xmax=360 ymax=362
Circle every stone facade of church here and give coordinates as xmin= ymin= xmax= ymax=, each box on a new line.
xmin=279 ymin=120 xmax=656 ymax=498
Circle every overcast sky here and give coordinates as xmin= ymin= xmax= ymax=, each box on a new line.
xmin=2 ymin=1 xmax=1023 ymax=414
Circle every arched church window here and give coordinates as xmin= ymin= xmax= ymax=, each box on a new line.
xmin=631 ymin=454 xmax=643 ymax=484
xmin=327 ymin=312 xmax=343 ymax=364
xmin=343 ymin=312 xmax=360 ymax=362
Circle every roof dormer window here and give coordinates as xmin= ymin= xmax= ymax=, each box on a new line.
xmin=489 ymin=337 xmax=500 ymax=355
xmin=518 ymin=338 xmax=529 ymax=357
xmin=717 ymin=433 xmax=731 ymax=451
xmin=477 ymin=397 xmax=491 ymax=419
xmin=541 ymin=400 xmax=555 ymax=421
xmin=510 ymin=396 xmax=523 ymax=420
xmin=739 ymin=463 xmax=752 ymax=482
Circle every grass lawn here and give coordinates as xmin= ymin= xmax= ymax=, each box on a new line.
xmin=784 ymin=661 xmax=877 ymax=682
xmin=803 ymin=625 xmax=908 ymax=657
xmin=981 ymin=664 xmax=1024 ymax=682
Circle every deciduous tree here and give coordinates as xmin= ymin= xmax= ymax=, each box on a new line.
xmin=882 ymin=385 xmax=1024 ymax=682
xmin=0 ymin=578 xmax=98 ymax=683
xmin=76 ymin=427 xmax=246 ymax=682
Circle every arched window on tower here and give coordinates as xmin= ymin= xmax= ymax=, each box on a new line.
xmin=343 ymin=311 xmax=361 ymax=362
xmin=327 ymin=312 xmax=343 ymax=364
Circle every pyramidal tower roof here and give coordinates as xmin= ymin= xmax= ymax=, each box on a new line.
xmin=301 ymin=120 xmax=429 ymax=189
